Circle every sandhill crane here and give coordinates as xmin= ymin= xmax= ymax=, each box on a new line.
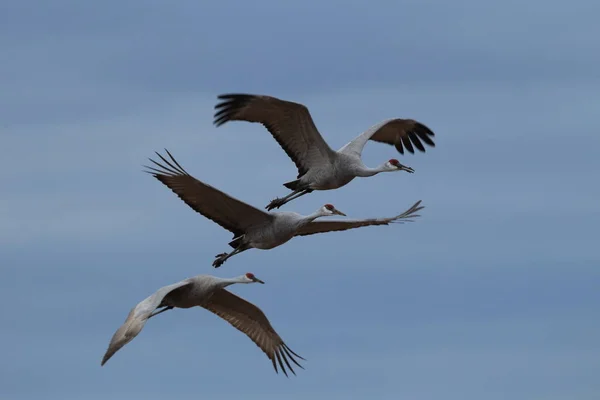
xmin=213 ymin=93 xmax=436 ymax=210
xmin=144 ymin=150 xmax=424 ymax=268
xmin=101 ymin=272 xmax=304 ymax=376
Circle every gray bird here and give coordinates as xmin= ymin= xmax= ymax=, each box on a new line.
xmin=144 ymin=150 xmax=424 ymax=268
xmin=101 ymin=272 xmax=304 ymax=376
xmin=213 ymin=93 xmax=436 ymax=210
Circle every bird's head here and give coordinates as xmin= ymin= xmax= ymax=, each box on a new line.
xmin=244 ymin=272 xmax=265 ymax=284
xmin=386 ymin=158 xmax=414 ymax=173
xmin=321 ymin=203 xmax=346 ymax=217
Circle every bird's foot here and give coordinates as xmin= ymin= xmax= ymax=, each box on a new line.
xmin=265 ymin=198 xmax=285 ymax=211
xmin=213 ymin=253 xmax=228 ymax=268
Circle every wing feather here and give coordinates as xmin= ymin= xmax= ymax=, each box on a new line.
xmin=214 ymin=94 xmax=335 ymax=177
xmin=101 ymin=280 xmax=193 ymax=366
xmin=202 ymin=289 xmax=305 ymax=376
xmin=144 ymin=149 xmax=272 ymax=238
xmin=342 ymin=118 xmax=436 ymax=157
xmin=295 ymin=200 xmax=424 ymax=236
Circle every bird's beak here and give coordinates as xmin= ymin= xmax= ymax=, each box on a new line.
xmin=333 ymin=209 xmax=347 ymax=216
xmin=397 ymin=163 xmax=415 ymax=173
xmin=253 ymin=277 xmax=265 ymax=284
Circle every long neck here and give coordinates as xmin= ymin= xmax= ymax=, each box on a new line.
xmin=214 ymin=276 xmax=246 ymax=289
xmin=300 ymin=210 xmax=325 ymax=225
xmin=354 ymin=163 xmax=387 ymax=177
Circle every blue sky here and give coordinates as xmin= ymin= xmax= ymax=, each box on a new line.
xmin=1 ymin=0 xmax=599 ymax=399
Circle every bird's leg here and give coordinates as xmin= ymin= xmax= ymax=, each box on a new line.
xmin=212 ymin=246 xmax=247 ymax=268
xmin=148 ymin=306 xmax=173 ymax=319
xmin=266 ymin=189 xmax=311 ymax=210
xmin=284 ymin=189 xmax=312 ymax=203
xmin=213 ymin=252 xmax=232 ymax=268
xmin=266 ymin=190 xmax=302 ymax=210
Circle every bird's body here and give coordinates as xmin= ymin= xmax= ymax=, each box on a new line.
xmin=101 ymin=272 xmax=304 ymax=376
xmin=288 ymin=151 xmax=377 ymax=191
xmin=159 ymin=274 xmax=218 ymax=308
xmin=145 ymin=150 xmax=424 ymax=268
xmin=242 ymin=211 xmax=309 ymax=250
xmin=213 ymin=94 xmax=436 ymax=210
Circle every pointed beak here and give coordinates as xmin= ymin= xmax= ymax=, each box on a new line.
xmin=397 ymin=163 xmax=415 ymax=173
xmin=333 ymin=209 xmax=347 ymax=216
xmin=253 ymin=277 xmax=265 ymax=284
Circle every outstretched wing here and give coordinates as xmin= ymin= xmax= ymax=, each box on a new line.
xmin=144 ymin=149 xmax=273 ymax=238
xmin=202 ymin=289 xmax=305 ymax=377
xmin=214 ymin=94 xmax=336 ymax=178
xmin=101 ymin=280 xmax=193 ymax=366
xmin=341 ymin=118 xmax=436 ymax=157
xmin=295 ymin=200 xmax=424 ymax=236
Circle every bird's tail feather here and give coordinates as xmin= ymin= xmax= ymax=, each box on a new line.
xmin=283 ymin=179 xmax=301 ymax=190
xmin=228 ymin=235 xmax=244 ymax=249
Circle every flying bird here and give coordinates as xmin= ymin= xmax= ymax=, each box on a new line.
xmin=145 ymin=149 xmax=424 ymax=268
xmin=101 ymin=272 xmax=304 ymax=376
xmin=213 ymin=93 xmax=436 ymax=210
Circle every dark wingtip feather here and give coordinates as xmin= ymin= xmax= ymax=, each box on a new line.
xmin=279 ymin=348 xmax=296 ymax=376
xmin=393 ymin=200 xmax=425 ymax=222
xmin=269 ymin=343 xmax=305 ymax=377
xmin=283 ymin=343 xmax=306 ymax=361
xmin=282 ymin=345 xmax=305 ymax=371
xmin=401 ymin=135 xmax=415 ymax=154
xmin=272 ymin=356 xmax=278 ymax=374
xmin=141 ymin=149 xmax=189 ymax=178
xmin=414 ymin=122 xmax=436 ymax=147
xmin=394 ymin=141 xmax=405 ymax=154
xmin=416 ymin=122 xmax=435 ymax=137
xmin=393 ymin=122 xmax=436 ymax=155
xmin=216 ymin=93 xmax=253 ymax=102
xmin=213 ymin=94 xmax=257 ymax=127
xmin=408 ymin=132 xmax=426 ymax=152
xmin=274 ymin=350 xmax=289 ymax=377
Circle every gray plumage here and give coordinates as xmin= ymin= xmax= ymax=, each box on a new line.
xmin=213 ymin=93 xmax=436 ymax=210
xmin=101 ymin=273 xmax=305 ymax=376
xmin=144 ymin=150 xmax=424 ymax=268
